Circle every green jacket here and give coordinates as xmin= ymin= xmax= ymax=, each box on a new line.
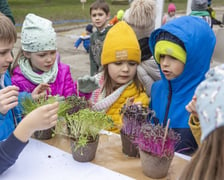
xmin=89 ymin=26 xmax=111 ymax=76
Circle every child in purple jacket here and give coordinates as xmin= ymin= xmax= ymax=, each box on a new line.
xmin=11 ymin=13 xmax=75 ymax=97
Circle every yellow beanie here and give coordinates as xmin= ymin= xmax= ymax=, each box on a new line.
xmin=154 ymin=40 xmax=186 ymax=64
xmin=101 ymin=21 xmax=141 ymax=65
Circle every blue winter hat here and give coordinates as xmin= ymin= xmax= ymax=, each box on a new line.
xmin=195 ymin=64 xmax=224 ymax=142
xmin=86 ymin=24 xmax=93 ymax=33
xmin=208 ymin=0 xmax=212 ymax=6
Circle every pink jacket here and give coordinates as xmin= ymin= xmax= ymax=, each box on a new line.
xmin=11 ymin=61 xmax=75 ymax=97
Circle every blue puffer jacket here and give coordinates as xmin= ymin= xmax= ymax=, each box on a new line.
xmin=0 ymin=71 xmax=29 ymax=141
xmin=149 ymin=16 xmax=216 ymax=155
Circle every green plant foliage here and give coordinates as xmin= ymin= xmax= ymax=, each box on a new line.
xmin=21 ymin=95 xmax=71 ymax=118
xmin=65 ymin=95 xmax=88 ymax=115
xmin=120 ymin=104 xmax=150 ymax=138
xmin=54 ymin=108 xmax=114 ymax=150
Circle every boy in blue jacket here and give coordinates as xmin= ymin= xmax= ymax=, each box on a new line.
xmin=0 ymin=12 xmax=59 ymax=174
xmin=0 ymin=12 xmax=50 ymax=141
xmin=149 ymin=16 xmax=216 ymax=155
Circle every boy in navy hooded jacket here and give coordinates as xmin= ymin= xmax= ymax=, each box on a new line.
xmin=149 ymin=16 xmax=216 ymax=155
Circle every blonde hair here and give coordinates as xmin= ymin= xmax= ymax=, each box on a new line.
xmin=0 ymin=12 xmax=17 ymax=44
xmin=102 ymin=65 xmax=144 ymax=97
xmin=180 ymin=126 xmax=224 ymax=180
xmin=10 ymin=48 xmax=23 ymax=75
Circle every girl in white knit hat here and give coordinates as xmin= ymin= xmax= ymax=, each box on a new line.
xmin=10 ymin=13 xmax=75 ymax=98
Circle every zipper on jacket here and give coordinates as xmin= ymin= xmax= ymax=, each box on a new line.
xmin=12 ymin=108 xmax=18 ymax=128
xmin=163 ymin=81 xmax=172 ymax=127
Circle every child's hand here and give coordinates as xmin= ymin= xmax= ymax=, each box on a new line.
xmin=126 ymin=97 xmax=135 ymax=106
xmin=23 ymin=102 xmax=59 ymax=132
xmin=78 ymin=75 xmax=100 ymax=93
xmin=14 ymin=102 xmax=59 ymax=142
xmin=185 ymin=95 xmax=198 ymax=118
xmin=31 ymin=83 xmax=51 ymax=100
xmin=0 ymin=86 xmax=19 ymax=114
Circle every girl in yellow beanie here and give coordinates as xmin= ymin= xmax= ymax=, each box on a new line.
xmin=78 ymin=21 xmax=149 ymax=133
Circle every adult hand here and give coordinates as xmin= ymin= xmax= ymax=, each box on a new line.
xmin=31 ymin=83 xmax=51 ymax=100
xmin=0 ymin=86 xmax=19 ymax=114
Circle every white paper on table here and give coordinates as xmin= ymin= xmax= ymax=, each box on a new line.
xmin=0 ymin=138 xmax=134 ymax=180
xmin=174 ymin=152 xmax=191 ymax=161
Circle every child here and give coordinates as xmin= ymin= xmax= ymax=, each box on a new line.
xmin=74 ymin=24 xmax=93 ymax=53
xmin=89 ymin=0 xmax=111 ymax=76
xmin=149 ymin=16 xmax=216 ymax=155
xmin=0 ymin=12 xmax=51 ymax=141
xmin=207 ymin=0 xmax=223 ymax=27
xmin=123 ymin=0 xmax=161 ymax=96
xmin=109 ymin=9 xmax=124 ymax=26
xmin=0 ymin=0 xmax=15 ymax=24
xmin=162 ymin=3 xmax=177 ymax=25
xmin=190 ymin=0 xmax=212 ymax=28
xmin=185 ymin=95 xmax=201 ymax=145
xmin=78 ymin=21 xmax=149 ymax=133
xmin=10 ymin=13 xmax=75 ymax=97
xmin=0 ymin=101 xmax=59 ymax=174
xmin=180 ymin=64 xmax=224 ymax=180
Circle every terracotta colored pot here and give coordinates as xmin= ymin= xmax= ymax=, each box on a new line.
xmin=139 ymin=149 xmax=173 ymax=179
xmin=33 ymin=126 xmax=55 ymax=140
xmin=70 ymin=135 xmax=99 ymax=162
xmin=120 ymin=130 xmax=139 ymax=157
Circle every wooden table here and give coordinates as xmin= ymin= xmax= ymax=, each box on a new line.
xmin=42 ymin=133 xmax=189 ymax=180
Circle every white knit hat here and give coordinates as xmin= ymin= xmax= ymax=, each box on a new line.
xmin=123 ymin=0 xmax=156 ymax=40
xmin=195 ymin=64 xmax=224 ymax=142
xmin=21 ymin=13 xmax=57 ymax=52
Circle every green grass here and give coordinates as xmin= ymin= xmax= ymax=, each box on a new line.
xmin=8 ymin=0 xmax=224 ymax=29
xmin=9 ymin=0 xmax=128 ymax=25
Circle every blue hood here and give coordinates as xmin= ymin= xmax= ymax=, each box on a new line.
xmin=149 ymin=16 xmax=216 ymax=94
xmin=149 ymin=16 xmax=216 ymax=154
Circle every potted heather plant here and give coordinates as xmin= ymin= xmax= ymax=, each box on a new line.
xmin=134 ymin=119 xmax=181 ymax=179
xmin=54 ymin=108 xmax=113 ymax=162
xmin=64 ymin=95 xmax=89 ymax=115
xmin=120 ymin=103 xmax=151 ymax=157
xmin=21 ymin=95 xmax=70 ymax=140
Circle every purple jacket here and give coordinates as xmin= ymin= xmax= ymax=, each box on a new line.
xmin=11 ymin=61 xmax=75 ymax=97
